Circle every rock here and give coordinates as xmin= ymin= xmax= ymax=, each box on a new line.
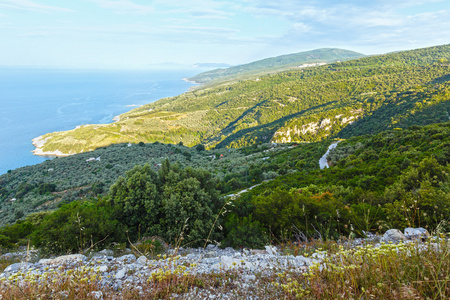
xmin=115 ymin=269 xmax=126 ymax=279
xmin=88 ymin=291 xmax=103 ymax=299
xmin=220 ymin=256 xmax=254 ymax=270
xmin=206 ymin=244 xmax=216 ymax=250
xmin=116 ymin=254 xmax=136 ymax=263
xmin=381 ymin=229 xmax=407 ymax=243
xmin=4 ymin=262 xmax=34 ymax=273
xmin=404 ymin=227 xmax=430 ymax=240
xmin=265 ymin=245 xmax=277 ymax=255
xmin=250 ymin=249 xmax=266 ymax=255
xmin=98 ymin=265 xmax=108 ymax=272
xmin=136 ymin=256 xmax=148 ymax=265
xmin=295 ymin=256 xmax=314 ymax=267
xmin=98 ymin=249 xmax=114 ymax=256
xmin=39 ymin=254 xmax=87 ymax=265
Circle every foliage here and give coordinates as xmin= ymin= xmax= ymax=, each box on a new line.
xmin=222 ymin=214 xmax=269 ymax=249
xmin=1 ymin=122 xmax=449 ymax=253
xmin=195 ymin=144 xmax=205 ymax=151
xmin=33 ymin=44 xmax=450 ymax=154
xmin=0 ymin=140 xmax=320 ymax=225
xmin=224 ymin=122 xmax=450 ymax=245
xmin=31 ymin=198 xmax=125 ymax=254
xmin=111 ymin=161 xmax=223 ymax=247
xmin=187 ymin=48 xmax=364 ymax=84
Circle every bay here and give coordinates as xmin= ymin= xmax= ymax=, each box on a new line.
xmin=0 ymin=68 xmax=199 ymax=175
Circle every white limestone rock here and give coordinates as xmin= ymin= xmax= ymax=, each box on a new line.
xmin=38 ymin=254 xmax=87 ymax=265
xmin=404 ymin=227 xmax=430 ymax=240
xmin=381 ymin=229 xmax=407 ymax=243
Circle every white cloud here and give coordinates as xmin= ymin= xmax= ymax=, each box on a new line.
xmin=153 ymin=0 xmax=234 ymax=19
xmin=292 ymin=22 xmax=311 ymax=33
xmin=0 ymin=0 xmax=73 ymax=13
xmin=92 ymin=0 xmax=153 ymax=14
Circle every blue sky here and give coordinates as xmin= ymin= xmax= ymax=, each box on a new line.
xmin=1 ymin=0 xmax=449 ymax=69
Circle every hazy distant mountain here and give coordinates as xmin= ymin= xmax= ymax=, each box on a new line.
xmin=192 ymin=63 xmax=232 ymax=68
xmin=187 ymin=48 xmax=365 ymax=84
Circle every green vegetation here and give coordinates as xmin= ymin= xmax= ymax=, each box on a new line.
xmin=34 ymin=44 xmax=450 ymax=155
xmin=1 ymin=121 xmax=449 ymax=254
xmin=225 ymin=122 xmax=450 ymax=246
xmin=187 ymin=48 xmax=364 ymax=84
xmin=110 ymin=162 xmax=223 ymax=247
xmin=1 ymin=44 xmax=450 ymax=261
xmin=2 ymin=45 xmax=450 ymax=300
xmin=0 ymin=141 xmax=323 ymax=226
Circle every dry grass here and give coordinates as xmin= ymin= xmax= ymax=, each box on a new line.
xmin=1 ymin=235 xmax=449 ymax=299
xmin=274 ymin=235 xmax=450 ymax=299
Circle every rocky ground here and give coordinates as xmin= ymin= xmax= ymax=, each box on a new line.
xmin=0 ymin=227 xmax=442 ymax=299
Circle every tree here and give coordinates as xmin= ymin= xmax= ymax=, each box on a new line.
xmin=109 ymin=162 xmax=223 ymax=246
xmin=110 ymin=165 xmax=161 ymax=235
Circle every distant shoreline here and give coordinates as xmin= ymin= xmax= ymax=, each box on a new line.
xmin=30 ymin=75 xmax=199 ymax=159
xmin=182 ymin=77 xmax=199 ymax=84
xmin=31 ymin=135 xmax=71 ymax=157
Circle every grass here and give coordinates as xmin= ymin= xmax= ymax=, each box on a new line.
xmin=1 ymin=234 xmax=449 ymax=299
xmin=275 ymin=235 xmax=450 ymax=299
xmin=0 ymin=256 xmax=21 ymax=273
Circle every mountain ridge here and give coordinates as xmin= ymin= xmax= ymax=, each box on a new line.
xmin=187 ymin=48 xmax=365 ymax=84
xmin=32 ymin=44 xmax=450 ymax=156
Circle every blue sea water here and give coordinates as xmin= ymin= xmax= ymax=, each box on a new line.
xmin=0 ymin=68 xmax=199 ymax=175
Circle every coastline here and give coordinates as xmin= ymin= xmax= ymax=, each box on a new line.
xmin=30 ymin=75 xmax=199 ymax=160
xmin=182 ymin=77 xmax=199 ymax=84
xmin=31 ymin=135 xmax=71 ymax=157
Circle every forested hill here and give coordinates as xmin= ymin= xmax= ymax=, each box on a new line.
xmin=1 ymin=121 xmax=449 ymax=251
xmin=34 ymin=44 xmax=450 ymax=156
xmin=0 ymin=140 xmax=328 ymax=226
xmin=187 ymin=48 xmax=364 ymax=84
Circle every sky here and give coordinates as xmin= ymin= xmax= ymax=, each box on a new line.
xmin=0 ymin=0 xmax=450 ymax=69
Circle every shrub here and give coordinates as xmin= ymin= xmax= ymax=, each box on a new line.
xmin=196 ymin=144 xmax=205 ymax=151
xmin=132 ymin=236 xmax=167 ymax=258
xmin=31 ymin=198 xmax=126 ymax=254
xmin=222 ymin=215 xmax=268 ymax=249
xmin=110 ymin=161 xmax=223 ymax=247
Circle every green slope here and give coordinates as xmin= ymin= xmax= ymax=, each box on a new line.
xmin=187 ymin=48 xmax=365 ymax=84
xmin=2 ymin=121 xmax=449 ymax=250
xmin=226 ymin=121 xmax=450 ymax=241
xmin=0 ymin=140 xmax=327 ymax=226
xmin=33 ymin=44 xmax=450 ymax=156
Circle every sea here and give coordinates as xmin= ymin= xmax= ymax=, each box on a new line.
xmin=0 ymin=67 xmax=201 ymax=175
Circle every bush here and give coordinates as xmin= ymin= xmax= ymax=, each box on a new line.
xmin=196 ymin=144 xmax=205 ymax=151
xmin=32 ymin=198 xmax=126 ymax=254
xmin=132 ymin=236 xmax=167 ymax=258
xmin=0 ymin=234 xmax=12 ymax=249
xmin=222 ymin=215 xmax=268 ymax=249
xmin=110 ymin=161 xmax=223 ymax=247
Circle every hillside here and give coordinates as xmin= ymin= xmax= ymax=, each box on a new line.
xmin=187 ymin=48 xmax=364 ymax=84
xmin=33 ymin=44 xmax=450 ymax=156
xmin=1 ymin=121 xmax=449 ymax=251
xmin=225 ymin=121 xmax=450 ymax=245
xmin=0 ymin=140 xmax=327 ymax=226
